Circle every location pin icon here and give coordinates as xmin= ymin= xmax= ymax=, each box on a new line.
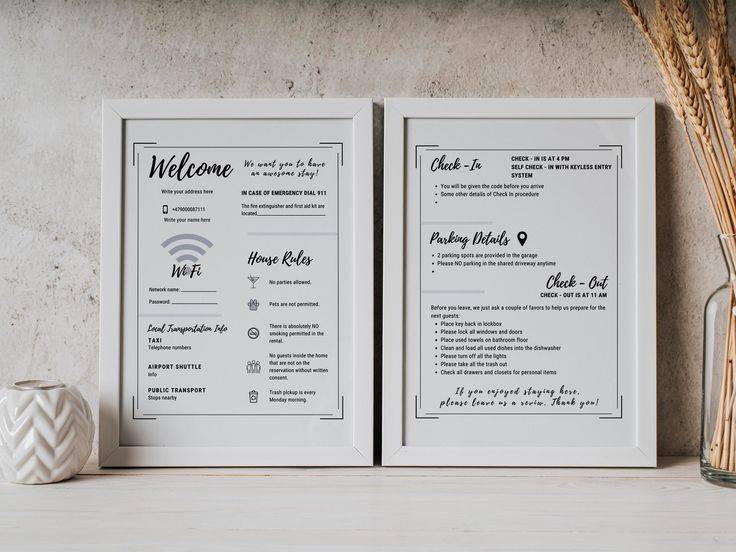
xmin=517 ymin=231 xmax=528 ymax=247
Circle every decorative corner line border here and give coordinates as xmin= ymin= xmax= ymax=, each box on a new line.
xmin=132 ymin=142 xmax=157 ymax=166
xmin=132 ymin=396 xmax=157 ymax=420
xmin=319 ymin=141 xmax=344 ymax=166
xmin=599 ymin=144 xmax=623 ymax=168
xmin=415 ymin=144 xmax=622 ymax=421
xmin=415 ymin=395 xmax=439 ymax=420
xmin=415 ymin=144 xmax=439 ymax=169
xmin=599 ymin=395 xmax=624 ymax=420
xmin=320 ymin=395 xmax=345 ymax=420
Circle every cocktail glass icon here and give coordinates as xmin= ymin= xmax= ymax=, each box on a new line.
xmin=248 ymin=275 xmax=260 ymax=289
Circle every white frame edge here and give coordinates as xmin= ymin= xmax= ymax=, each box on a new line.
xmin=99 ymin=98 xmax=373 ymax=467
xmin=382 ymin=97 xmax=656 ymax=467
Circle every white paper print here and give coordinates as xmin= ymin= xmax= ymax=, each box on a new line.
xmin=404 ymin=118 xmax=635 ymax=448
xmin=119 ymin=119 xmax=352 ymax=447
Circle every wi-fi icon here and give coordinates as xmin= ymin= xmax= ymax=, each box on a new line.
xmin=161 ymin=234 xmax=214 ymax=263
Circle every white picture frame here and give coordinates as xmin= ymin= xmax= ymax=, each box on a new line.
xmin=100 ymin=99 xmax=373 ymax=466
xmin=382 ymin=98 xmax=656 ymax=467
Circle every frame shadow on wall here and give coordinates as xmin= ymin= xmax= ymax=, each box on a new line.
xmin=373 ymin=101 xmax=384 ymax=464
xmin=655 ymin=101 xmax=701 ymax=456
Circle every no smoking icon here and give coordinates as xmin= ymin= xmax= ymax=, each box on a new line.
xmin=248 ymin=327 xmax=259 ymax=339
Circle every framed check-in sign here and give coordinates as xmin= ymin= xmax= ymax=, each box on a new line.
xmin=382 ymin=98 xmax=656 ymax=466
xmin=100 ymin=99 xmax=373 ymax=466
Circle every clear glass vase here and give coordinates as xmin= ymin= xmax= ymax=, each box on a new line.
xmin=701 ymin=234 xmax=736 ymax=486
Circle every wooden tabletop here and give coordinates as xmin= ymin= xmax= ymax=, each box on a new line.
xmin=1 ymin=457 xmax=734 ymax=551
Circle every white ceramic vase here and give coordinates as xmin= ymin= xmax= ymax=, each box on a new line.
xmin=0 ymin=380 xmax=94 ymax=484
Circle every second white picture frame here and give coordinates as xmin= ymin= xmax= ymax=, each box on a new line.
xmin=383 ymin=98 xmax=656 ymax=467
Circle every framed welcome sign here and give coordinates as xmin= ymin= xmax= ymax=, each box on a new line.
xmin=382 ymin=98 xmax=656 ymax=466
xmin=100 ymin=99 xmax=373 ymax=466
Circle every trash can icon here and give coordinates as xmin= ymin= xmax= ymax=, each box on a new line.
xmin=249 ymin=390 xmax=258 ymax=404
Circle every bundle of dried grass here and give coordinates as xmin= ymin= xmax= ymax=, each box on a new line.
xmin=622 ymin=0 xmax=736 ymax=471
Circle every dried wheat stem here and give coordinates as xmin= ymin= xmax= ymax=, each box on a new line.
xmin=672 ymin=0 xmax=712 ymax=99
xmin=720 ymin=285 xmax=736 ymax=469
xmin=685 ymin=128 xmax=726 ymax=228
xmin=709 ymin=33 xmax=736 ymax=151
xmin=698 ymin=124 xmax=734 ymax=223
xmin=711 ymin=301 xmax=732 ymax=466
xmin=699 ymin=138 xmax=736 ymax=232
xmin=720 ymin=342 xmax=734 ymax=468
xmin=718 ymin=358 xmax=733 ymax=467
xmin=730 ymin=386 xmax=736 ymax=470
xmin=621 ymin=0 xmax=660 ymax=52
xmin=704 ymin=99 xmax=736 ymax=200
xmin=689 ymin=112 xmax=734 ymax=229
xmin=731 ymin=330 xmax=736 ymax=469
xmin=708 ymin=0 xmax=736 ymax=156
xmin=623 ymin=0 xmax=687 ymax=121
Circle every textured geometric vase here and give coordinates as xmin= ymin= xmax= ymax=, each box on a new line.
xmin=0 ymin=380 xmax=94 ymax=484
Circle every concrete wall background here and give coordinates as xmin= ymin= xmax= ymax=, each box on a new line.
xmin=0 ymin=0 xmax=723 ymax=456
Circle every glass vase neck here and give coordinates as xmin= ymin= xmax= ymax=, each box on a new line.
xmin=719 ymin=234 xmax=736 ymax=283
